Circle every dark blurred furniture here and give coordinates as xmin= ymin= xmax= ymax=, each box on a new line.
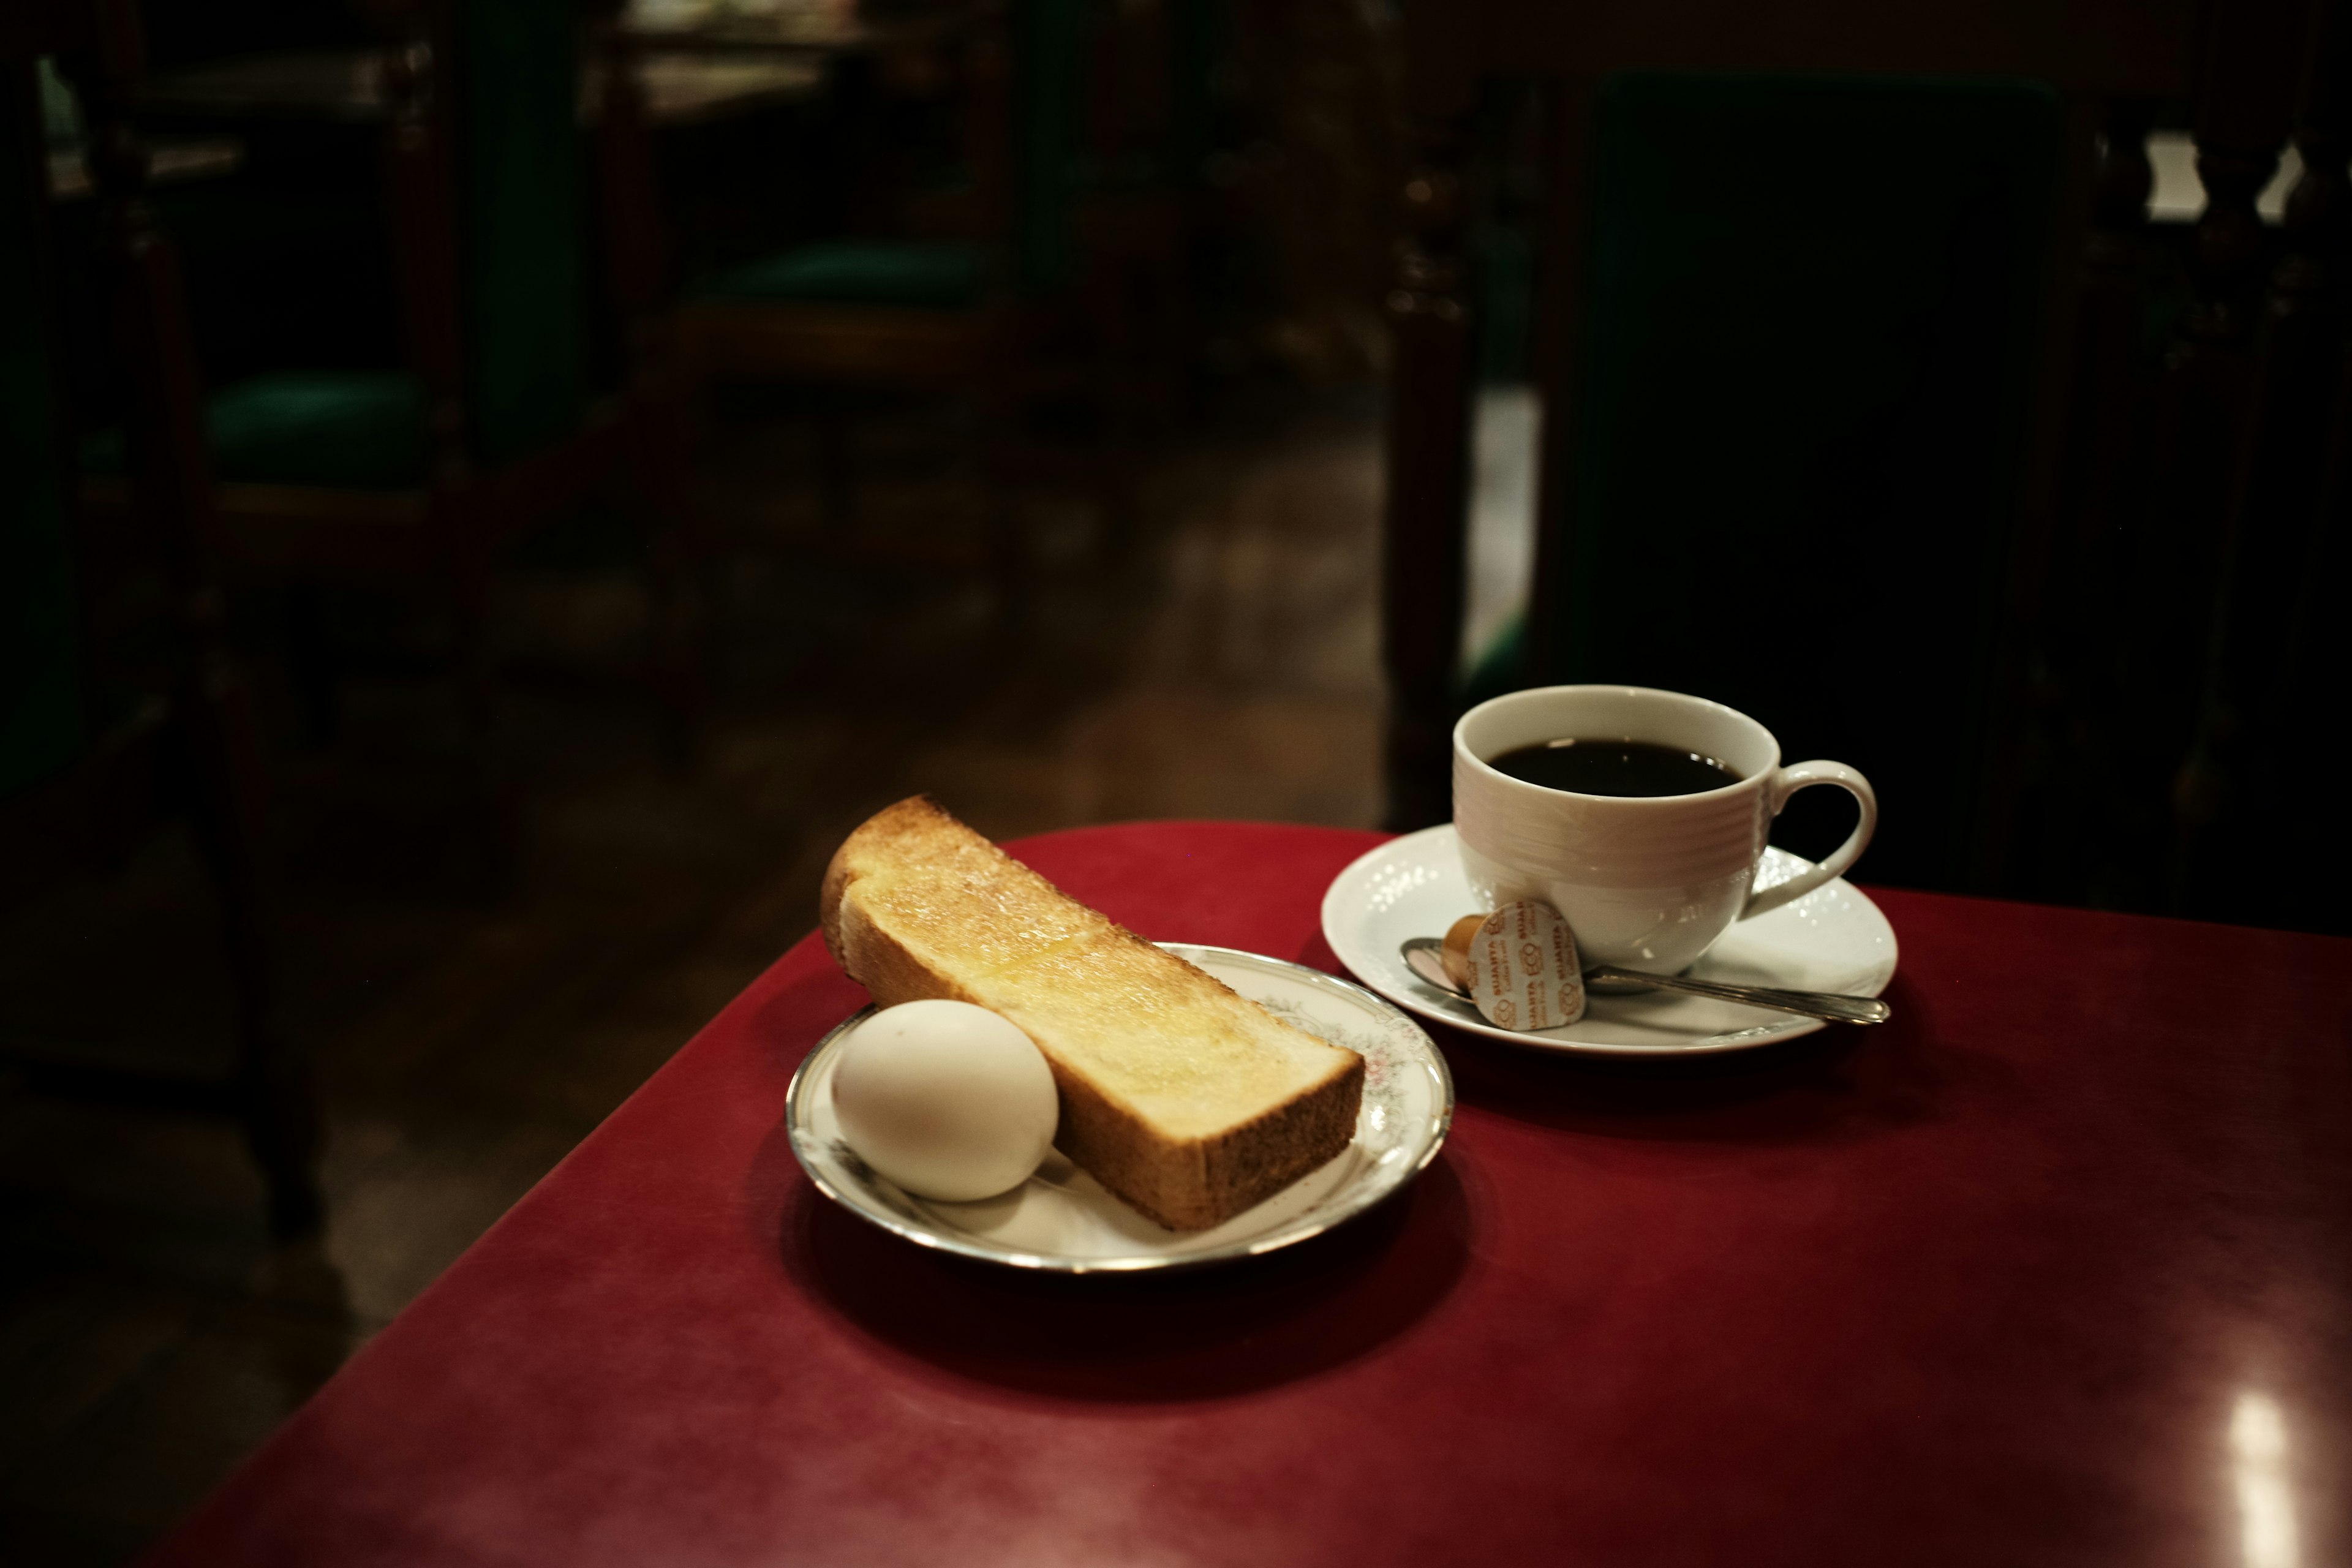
xmin=127 ymin=34 xmax=823 ymax=126
xmin=84 ymin=0 xmax=706 ymax=839
xmin=1068 ymin=0 xmax=1213 ymax=427
xmin=45 ymin=132 xmax=242 ymax=198
xmin=1384 ymin=0 xmax=2351 ymax=927
xmin=644 ymin=1 xmax=1126 ymax=589
xmin=1447 ymin=72 xmax=2068 ymax=895
xmin=2 ymin=0 xmax=320 ymax=1234
xmin=660 ymin=5 xmax=1033 ymax=390
xmin=623 ymin=1 xmax=974 ymax=55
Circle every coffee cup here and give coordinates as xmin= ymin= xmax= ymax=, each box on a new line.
xmin=1452 ymin=685 xmax=1876 ymax=974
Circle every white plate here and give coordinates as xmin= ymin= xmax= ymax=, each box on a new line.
xmin=1321 ymin=824 xmax=1898 ymax=1055
xmin=786 ymin=944 xmax=1454 ymax=1273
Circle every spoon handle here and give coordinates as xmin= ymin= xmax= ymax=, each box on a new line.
xmin=1583 ymin=965 xmax=1891 ymax=1025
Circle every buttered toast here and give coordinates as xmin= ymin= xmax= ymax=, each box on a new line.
xmin=820 ymin=797 xmax=1364 ymax=1230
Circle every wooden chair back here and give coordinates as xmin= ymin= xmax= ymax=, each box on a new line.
xmin=1009 ymin=0 xmax=1087 ymax=296
xmin=363 ymin=0 xmax=592 ymax=483
xmin=1382 ymin=0 xmax=2337 ymax=913
xmin=3 ymin=0 xmax=320 ymax=1234
xmin=4 ymin=18 xmax=86 ymax=801
xmin=7 ymin=0 xmax=222 ymax=809
xmin=1502 ymin=75 xmax=2063 ymax=892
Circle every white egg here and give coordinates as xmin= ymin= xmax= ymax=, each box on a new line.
xmin=831 ymin=1000 xmax=1059 ymax=1201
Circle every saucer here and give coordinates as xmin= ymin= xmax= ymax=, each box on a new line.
xmin=787 ymin=944 xmax=1453 ymax=1272
xmin=1320 ymin=825 xmax=1898 ymax=1055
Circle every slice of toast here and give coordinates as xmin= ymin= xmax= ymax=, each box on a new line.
xmin=821 ymin=797 xmax=1364 ymax=1230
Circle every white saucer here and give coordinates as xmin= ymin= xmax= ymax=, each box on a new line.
xmin=1321 ymin=824 xmax=1898 ymax=1056
xmin=787 ymin=944 xmax=1453 ymax=1273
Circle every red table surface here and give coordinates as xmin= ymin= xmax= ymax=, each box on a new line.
xmin=145 ymin=823 xmax=2352 ymax=1567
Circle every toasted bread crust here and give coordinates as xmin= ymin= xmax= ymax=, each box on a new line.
xmin=821 ymin=797 xmax=1363 ymax=1230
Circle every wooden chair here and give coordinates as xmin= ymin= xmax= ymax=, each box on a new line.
xmin=2 ymin=0 xmax=322 ymax=1235
xmin=84 ymin=0 xmax=702 ymax=858
xmin=1065 ymin=0 xmax=1216 ymax=428
xmin=631 ymin=0 xmax=1119 ymax=594
xmin=1380 ymin=0 xmax=2335 ymax=910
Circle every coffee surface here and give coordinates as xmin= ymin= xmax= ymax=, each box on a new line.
xmin=1487 ymin=737 xmax=1741 ymax=797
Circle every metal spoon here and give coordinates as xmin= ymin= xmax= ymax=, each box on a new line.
xmin=1400 ymin=937 xmax=1891 ymax=1027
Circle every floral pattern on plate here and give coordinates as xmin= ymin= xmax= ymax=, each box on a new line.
xmin=786 ymin=943 xmax=1453 ymax=1272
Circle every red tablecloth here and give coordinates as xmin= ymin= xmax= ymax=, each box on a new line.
xmin=144 ymin=822 xmax=2351 ymax=1567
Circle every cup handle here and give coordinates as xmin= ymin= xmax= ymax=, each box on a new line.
xmin=1740 ymin=761 xmax=1877 ymax=919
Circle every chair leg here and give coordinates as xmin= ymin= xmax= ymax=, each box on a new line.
xmin=971 ymin=393 xmax=1033 ymax=631
xmin=1099 ymin=450 xmax=1145 ymax=571
xmin=451 ymin=563 xmax=495 ymax=764
xmin=175 ymin=654 xmax=326 ymax=1237
xmin=1093 ymin=375 xmax=1150 ymax=570
xmin=239 ymin=1037 xmax=325 ymax=1238
xmin=445 ymin=546 xmax=515 ymax=895
xmin=630 ymin=390 xmax=710 ymax=767
xmin=285 ymin=584 xmax=344 ymax=748
xmin=815 ymin=412 xmax=856 ymax=530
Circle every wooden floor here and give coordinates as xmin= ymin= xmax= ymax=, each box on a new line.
xmin=0 ymin=386 xmax=1388 ymax=1564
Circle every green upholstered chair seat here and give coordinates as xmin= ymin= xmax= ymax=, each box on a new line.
xmin=86 ymin=371 xmax=427 ymax=491
xmin=696 ymin=241 xmax=988 ymax=311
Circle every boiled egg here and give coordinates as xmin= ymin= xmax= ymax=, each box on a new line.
xmin=831 ymin=1000 xmax=1058 ymax=1200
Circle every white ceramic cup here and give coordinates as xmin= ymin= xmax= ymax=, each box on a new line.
xmin=1452 ymin=685 xmax=1877 ymax=974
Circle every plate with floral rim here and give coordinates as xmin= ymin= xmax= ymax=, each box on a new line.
xmin=786 ymin=943 xmax=1453 ymax=1273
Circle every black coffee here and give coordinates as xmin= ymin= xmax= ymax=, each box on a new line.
xmin=1488 ymin=737 xmax=1741 ymax=797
